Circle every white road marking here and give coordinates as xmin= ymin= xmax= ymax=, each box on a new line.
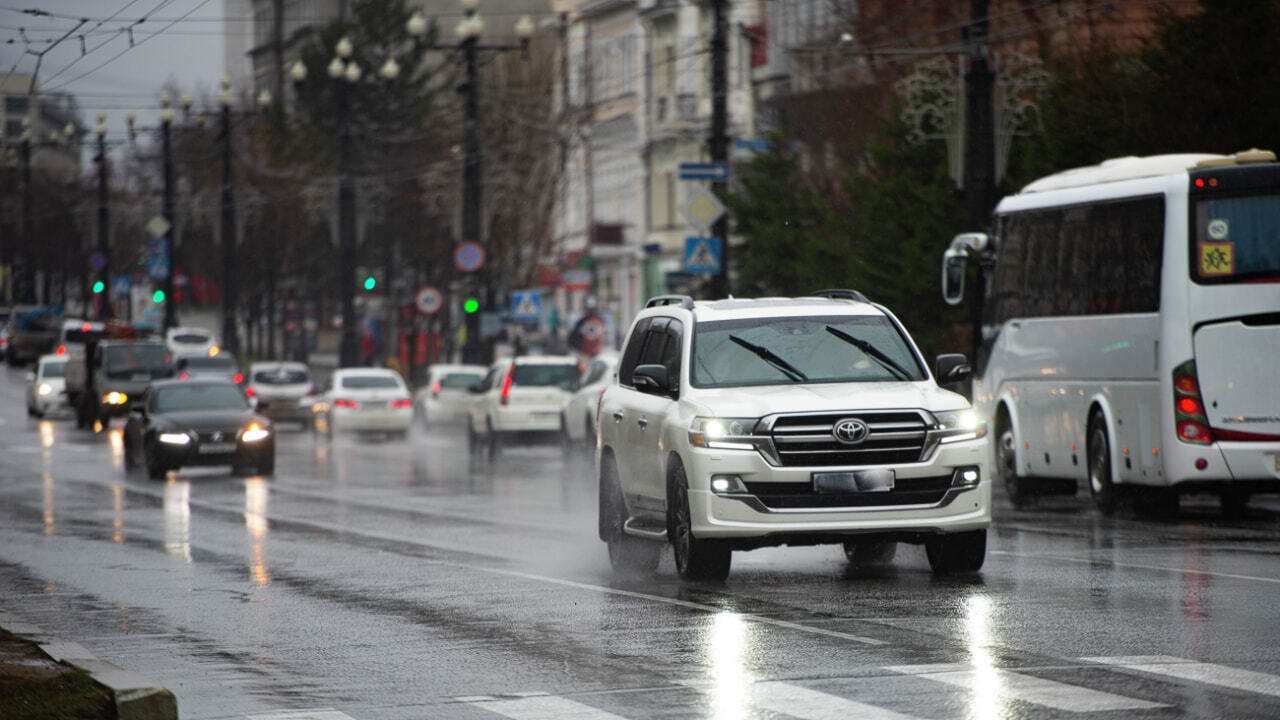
xmin=1081 ymin=656 xmax=1280 ymax=697
xmin=246 ymin=710 xmax=358 ymax=720
xmin=750 ymin=681 xmax=928 ymax=720
xmin=884 ymin=663 xmax=1168 ymax=712
xmin=470 ymin=692 xmax=630 ymax=720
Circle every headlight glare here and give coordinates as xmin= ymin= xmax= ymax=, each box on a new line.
xmin=37 ymin=383 xmax=53 ymax=396
xmin=103 ymin=391 xmax=128 ymax=405
xmin=689 ymin=416 xmax=757 ymax=450
xmin=935 ymin=408 xmax=987 ymax=444
xmin=158 ymin=432 xmax=191 ymax=445
xmin=242 ymin=423 xmax=271 ymax=443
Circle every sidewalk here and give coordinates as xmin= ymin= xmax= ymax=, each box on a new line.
xmin=0 ymin=611 xmax=176 ymax=720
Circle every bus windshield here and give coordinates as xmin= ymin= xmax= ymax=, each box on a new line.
xmin=1193 ymin=194 xmax=1280 ymax=283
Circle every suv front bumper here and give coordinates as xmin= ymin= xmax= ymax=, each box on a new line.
xmin=684 ymin=437 xmax=991 ymax=540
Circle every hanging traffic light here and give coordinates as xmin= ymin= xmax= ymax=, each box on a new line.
xmin=93 ymin=280 xmax=105 ymax=294
xmin=463 ymin=298 xmax=479 ymax=313
xmin=364 ymin=276 xmax=376 ymax=291
xmin=152 ymin=289 xmax=165 ymax=303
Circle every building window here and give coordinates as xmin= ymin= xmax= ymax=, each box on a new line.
xmin=5 ymin=96 xmax=28 ymax=114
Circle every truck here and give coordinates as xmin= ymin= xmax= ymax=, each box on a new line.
xmin=65 ymin=322 xmax=174 ymax=429
xmin=4 ymin=305 xmax=63 ymax=366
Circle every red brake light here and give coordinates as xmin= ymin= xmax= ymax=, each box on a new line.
xmin=81 ymin=322 xmax=91 ymax=332
xmin=179 ymin=372 xmax=189 ymax=380
xmin=431 ymin=381 xmax=442 ymax=399
xmin=500 ymin=365 xmax=515 ymax=406
xmin=335 ymin=399 xmax=357 ymax=408
xmin=245 ymin=386 xmax=256 ymax=397
xmin=392 ymin=398 xmax=412 ymax=409
xmin=233 ymin=373 xmax=243 ymax=384
xmin=1177 ymin=397 xmax=1202 ymax=415
xmin=1195 ymin=178 xmax=1205 ymax=187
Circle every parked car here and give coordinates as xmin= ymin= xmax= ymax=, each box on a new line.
xmin=597 ymin=291 xmax=991 ymax=581
xmin=122 ymin=379 xmax=274 ymax=479
xmin=245 ymin=361 xmax=315 ymax=427
xmin=465 ymin=355 xmax=581 ymax=458
xmin=174 ymin=352 xmax=242 ymax=384
xmin=413 ymin=363 xmax=487 ymax=426
xmin=313 ymin=367 xmax=413 ymax=438
xmin=165 ymin=326 xmax=217 ymax=357
xmin=26 ymin=353 xmax=70 ymax=418
xmin=560 ymin=351 xmax=619 ymax=451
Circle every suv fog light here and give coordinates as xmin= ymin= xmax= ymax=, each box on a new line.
xmin=710 ymin=474 xmax=748 ymax=494
xmin=950 ymin=466 xmax=980 ymax=489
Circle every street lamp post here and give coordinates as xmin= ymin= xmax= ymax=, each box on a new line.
xmin=159 ymin=93 xmax=177 ymax=331
xmin=218 ymin=77 xmax=240 ymax=356
xmin=326 ymin=36 xmax=362 ymax=368
xmin=94 ymin=115 xmax=112 ymax=320
xmin=407 ymin=2 xmax=533 ymax=365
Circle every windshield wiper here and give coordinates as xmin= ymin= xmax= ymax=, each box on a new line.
xmin=825 ymin=325 xmax=913 ymax=381
xmin=729 ymin=335 xmax=808 ymax=382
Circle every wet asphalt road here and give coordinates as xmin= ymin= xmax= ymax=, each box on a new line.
xmin=2 ymin=363 xmax=1280 ymax=720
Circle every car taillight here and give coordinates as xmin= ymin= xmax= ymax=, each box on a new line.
xmin=1173 ymin=360 xmax=1212 ymax=445
xmin=392 ymin=399 xmax=412 ymax=409
xmin=431 ymin=381 xmax=441 ymax=399
xmin=56 ymin=345 xmax=66 ymax=355
xmin=233 ymin=372 xmax=243 ymax=384
xmin=179 ymin=372 xmax=189 ymax=380
xmin=335 ymin=399 xmax=357 ymax=409
xmin=500 ymin=364 xmax=515 ymax=406
xmin=245 ymin=386 xmax=256 ymax=397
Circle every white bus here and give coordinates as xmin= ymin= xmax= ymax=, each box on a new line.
xmin=941 ymin=149 xmax=1280 ymax=515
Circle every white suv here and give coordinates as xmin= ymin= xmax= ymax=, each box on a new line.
xmin=597 ymin=291 xmax=991 ymax=580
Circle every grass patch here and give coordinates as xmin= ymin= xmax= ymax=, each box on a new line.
xmin=0 ymin=629 xmax=115 ymax=720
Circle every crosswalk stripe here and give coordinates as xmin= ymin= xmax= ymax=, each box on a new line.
xmin=884 ymin=663 xmax=1168 ymax=712
xmin=470 ymin=692 xmax=631 ymax=720
xmin=751 ymin=681 xmax=926 ymax=720
xmin=1081 ymin=656 xmax=1280 ymax=697
xmin=246 ymin=710 xmax=358 ymax=720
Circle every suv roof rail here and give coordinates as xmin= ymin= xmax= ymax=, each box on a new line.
xmin=645 ymin=295 xmax=695 ymax=310
xmin=810 ymin=289 xmax=870 ymax=303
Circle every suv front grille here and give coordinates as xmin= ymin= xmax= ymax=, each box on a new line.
xmin=766 ymin=411 xmax=929 ymax=467
xmin=744 ymin=474 xmax=952 ymax=509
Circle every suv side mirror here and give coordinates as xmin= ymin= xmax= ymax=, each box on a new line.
xmin=934 ymin=354 xmax=971 ymax=384
xmin=633 ymin=364 xmax=669 ymax=395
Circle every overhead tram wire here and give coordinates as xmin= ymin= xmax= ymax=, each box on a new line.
xmin=38 ymin=0 xmax=172 ymax=89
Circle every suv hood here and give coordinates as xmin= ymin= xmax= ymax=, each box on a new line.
xmin=684 ymin=382 xmax=970 ymax=418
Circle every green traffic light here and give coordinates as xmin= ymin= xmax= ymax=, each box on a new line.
xmin=464 ymin=298 xmax=479 ymax=313
xmin=364 ymin=277 xmax=376 ymax=291
xmin=92 ymin=281 xmax=105 ymax=294
xmin=152 ymin=290 xmax=165 ymax=303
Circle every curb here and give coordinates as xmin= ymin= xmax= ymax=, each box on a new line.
xmin=0 ymin=611 xmax=178 ymax=720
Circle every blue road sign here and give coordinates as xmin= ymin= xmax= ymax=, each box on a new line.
xmin=511 ymin=290 xmax=542 ymax=322
xmin=684 ymin=236 xmax=722 ymax=274
xmin=112 ymin=275 xmax=131 ymax=298
xmin=454 ymin=242 xmax=485 ymax=272
xmin=678 ymin=162 xmax=730 ymax=181
xmin=147 ymin=239 xmax=169 ymax=281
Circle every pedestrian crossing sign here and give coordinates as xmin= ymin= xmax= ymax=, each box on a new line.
xmin=511 ymin=290 xmax=542 ymax=321
xmin=684 ymin=236 xmax=722 ymax=273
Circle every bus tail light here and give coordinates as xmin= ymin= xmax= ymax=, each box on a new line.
xmin=1173 ymin=360 xmax=1212 ymax=445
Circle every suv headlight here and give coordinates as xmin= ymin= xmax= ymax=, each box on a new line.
xmin=689 ymin=416 xmax=758 ymax=450
xmin=934 ymin=408 xmax=987 ymax=444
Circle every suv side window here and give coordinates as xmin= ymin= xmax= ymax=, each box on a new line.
xmin=617 ymin=318 xmax=651 ymax=387
xmin=662 ymin=319 xmax=683 ymax=388
xmin=637 ymin=318 xmax=670 ymax=367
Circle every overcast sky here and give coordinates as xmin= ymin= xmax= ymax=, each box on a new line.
xmin=1 ymin=0 xmax=230 ymax=140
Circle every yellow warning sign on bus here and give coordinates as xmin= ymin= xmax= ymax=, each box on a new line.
xmin=1199 ymin=242 xmax=1234 ymax=276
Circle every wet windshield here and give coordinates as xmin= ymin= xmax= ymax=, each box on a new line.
xmin=692 ymin=315 xmax=925 ymax=388
xmin=104 ymin=344 xmax=172 ymax=375
xmin=153 ymin=384 xmax=248 ymax=413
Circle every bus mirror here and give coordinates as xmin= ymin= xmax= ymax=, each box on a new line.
xmin=942 ymin=250 xmax=967 ymax=306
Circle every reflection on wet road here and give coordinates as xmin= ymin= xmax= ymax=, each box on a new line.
xmin=1 ymin=365 xmax=1280 ymax=719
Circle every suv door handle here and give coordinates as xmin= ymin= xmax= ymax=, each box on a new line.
xmin=612 ymin=410 xmax=624 ymax=422
xmin=637 ymin=417 xmax=648 ymax=429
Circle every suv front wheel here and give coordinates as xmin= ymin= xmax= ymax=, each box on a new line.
xmin=668 ymin=461 xmax=731 ymax=581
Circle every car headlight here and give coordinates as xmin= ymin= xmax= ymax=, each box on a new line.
xmin=158 ymin=432 xmax=191 ymax=445
xmin=934 ymin=408 xmax=987 ymax=444
xmin=689 ymin=416 xmax=758 ymax=450
xmin=102 ymin=391 xmax=128 ymax=405
xmin=241 ymin=422 xmax=271 ymax=443
xmin=37 ymin=383 xmax=53 ymax=396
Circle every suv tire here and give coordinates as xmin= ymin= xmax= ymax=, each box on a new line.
xmin=668 ymin=461 xmax=731 ymax=581
xmin=925 ymin=529 xmax=986 ymax=574
xmin=599 ymin=455 xmax=660 ymax=575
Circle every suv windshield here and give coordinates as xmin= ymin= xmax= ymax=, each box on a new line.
xmin=691 ymin=314 xmax=924 ymax=388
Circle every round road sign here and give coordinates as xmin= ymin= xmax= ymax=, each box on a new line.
xmin=415 ymin=286 xmax=443 ymax=315
xmin=454 ymin=242 xmax=485 ymax=272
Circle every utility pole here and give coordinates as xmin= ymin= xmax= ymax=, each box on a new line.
xmin=337 ymin=74 xmax=358 ymax=367
xmin=94 ymin=122 xmax=111 ymax=320
xmin=709 ymin=0 xmax=730 ymax=298
xmin=160 ymin=99 xmax=177 ymax=331
xmin=219 ymin=84 xmax=240 ymax=357
xmin=459 ymin=30 xmax=484 ymax=365
xmin=964 ymin=0 xmax=995 ymax=360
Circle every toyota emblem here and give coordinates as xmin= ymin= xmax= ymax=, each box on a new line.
xmin=832 ymin=418 xmax=869 ymax=445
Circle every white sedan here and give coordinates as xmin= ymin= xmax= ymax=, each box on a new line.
xmin=560 ymin=351 xmax=618 ymax=450
xmin=314 ymin=367 xmax=413 ymax=438
xmin=26 ymin=353 xmax=69 ymax=418
xmin=413 ymin=363 xmax=487 ymax=425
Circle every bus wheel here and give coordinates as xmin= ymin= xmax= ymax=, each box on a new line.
xmin=996 ymin=422 xmax=1031 ymax=508
xmin=1087 ymin=412 xmax=1118 ymax=515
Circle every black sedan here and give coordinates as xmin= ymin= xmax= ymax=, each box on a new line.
xmin=123 ymin=379 xmax=275 ymax=479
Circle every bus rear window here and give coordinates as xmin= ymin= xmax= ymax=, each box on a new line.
xmin=1193 ymin=194 xmax=1280 ymax=283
